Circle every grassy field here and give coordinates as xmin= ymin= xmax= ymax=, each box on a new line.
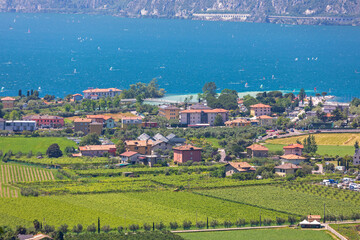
xmin=0 ymin=137 xmax=77 ymax=154
xmin=205 ymin=138 xmax=222 ymax=149
xmin=265 ymin=143 xmax=354 ymax=157
xmin=179 ymin=228 xmax=335 ymax=240
xmin=267 ymin=133 xmax=360 ymax=146
xmin=330 ymin=223 xmax=360 ymax=240
xmin=0 ymin=191 xmax=288 ymax=228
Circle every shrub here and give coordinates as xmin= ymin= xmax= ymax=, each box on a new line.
xmin=288 ymin=216 xmax=297 ymax=225
xmin=72 ymin=224 xmax=83 ymax=234
xmin=169 ymin=222 xmax=178 ymax=230
xmin=101 ymin=225 xmax=111 ymax=233
xmin=223 ymin=220 xmax=232 ymax=228
xmin=117 ymin=226 xmax=123 ymax=233
xmin=196 ymin=221 xmax=206 ymax=229
xmin=210 ymin=220 xmax=219 ymax=228
xmin=143 ymin=223 xmax=151 ymax=231
xmin=43 ymin=225 xmax=55 ymax=234
xmin=27 ymin=151 xmax=33 ymax=158
xmin=155 ymin=222 xmax=165 ymax=230
xmin=263 ymin=219 xmax=273 ymax=226
xmin=276 ymin=217 xmax=285 ymax=225
xmin=46 ymin=143 xmax=63 ymax=158
xmin=129 ymin=224 xmax=139 ymax=232
xmin=87 ymin=224 xmax=96 ymax=233
xmin=183 ymin=220 xmax=192 ymax=230
xmin=15 ymin=151 xmax=23 ymax=158
xmin=58 ymin=224 xmax=68 ymax=234
xmin=250 ymin=220 xmax=259 ymax=226
xmin=235 ymin=219 xmax=246 ymax=227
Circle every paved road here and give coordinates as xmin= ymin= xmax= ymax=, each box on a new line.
xmin=324 ymin=224 xmax=347 ymax=240
xmin=312 ymin=164 xmax=324 ymax=175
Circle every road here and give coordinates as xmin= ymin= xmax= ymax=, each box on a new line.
xmin=218 ymin=149 xmax=227 ymax=163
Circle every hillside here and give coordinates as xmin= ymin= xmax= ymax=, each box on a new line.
xmin=0 ymin=0 xmax=360 ymax=25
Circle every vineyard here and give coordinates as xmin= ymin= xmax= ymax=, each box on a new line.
xmin=11 ymin=156 xmax=112 ymax=167
xmin=197 ymin=184 xmax=360 ymax=217
xmin=0 ymin=164 xmax=55 ymax=198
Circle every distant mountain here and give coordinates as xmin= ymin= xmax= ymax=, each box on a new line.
xmin=1 ymin=0 xmax=360 ymax=25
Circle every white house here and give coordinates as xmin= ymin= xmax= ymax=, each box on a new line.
xmin=4 ymin=120 xmax=36 ymax=132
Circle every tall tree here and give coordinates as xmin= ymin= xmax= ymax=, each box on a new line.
xmin=18 ymin=89 xmax=22 ymax=97
xmin=299 ymin=88 xmax=306 ymax=104
xmin=213 ymin=114 xmax=224 ymax=126
xmin=355 ymin=141 xmax=359 ymax=149
xmin=202 ymin=82 xmax=217 ymax=97
xmin=79 ymin=133 xmax=101 ymax=146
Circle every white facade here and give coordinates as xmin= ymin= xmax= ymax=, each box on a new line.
xmin=179 ymin=111 xmax=228 ymax=126
xmin=83 ymin=88 xmax=121 ymax=99
xmin=5 ymin=121 xmax=36 ymax=132
xmin=354 ymin=149 xmax=360 ymax=165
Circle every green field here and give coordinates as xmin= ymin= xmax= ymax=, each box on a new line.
xmin=205 ymin=138 xmax=222 ymax=149
xmin=330 ymin=223 xmax=360 ymax=240
xmin=0 ymin=191 xmax=288 ymax=227
xmin=179 ymin=228 xmax=335 ymax=240
xmin=265 ymin=143 xmax=354 ymax=157
xmin=0 ymin=137 xmax=77 ymax=154
xmin=197 ymin=184 xmax=360 ymax=217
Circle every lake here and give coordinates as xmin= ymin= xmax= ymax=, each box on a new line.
xmin=0 ymin=13 xmax=360 ymax=100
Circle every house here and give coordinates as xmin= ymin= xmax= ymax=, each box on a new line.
xmin=354 ymin=148 xmax=360 ymax=165
xmin=72 ymin=94 xmax=83 ymax=101
xmin=173 ymin=145 xmax=202 ymax=163
xmin=83 ymin=87 xmax=121 ymax=99
xmin=159 ymin=105 xmax=180 ymax=120
xmin=246 ymin=144 xmax=269 ymax=158
xmin=142 ymin=122 xmax=158 ymax=128
xmin=136 ymin=133 xmax=186 ymax=151
xmin=323 ymin=102 xmax=349 ymax=114
xmin=275 ymin=163 xmax=302 ymax=176
xmin=23 ymin=115 xmax=64 ymax=128
xmin=225 ymin=162 xmax=256 ymax=176
xmin=137 ymin=155 xmax=163 ymax=167
xmin=250 ymin=103 xmax=271 ymax=117
xmin=78 ymin=145 xmax=116 ymax=157
xmin=125 ymin=140 xmax=153 ymax=155
xmin=179 ymin=108 xmax=228 ymax=126
xmin=237 ymin=99 xmax=248 ymax=112
xmin=121 ymin=116 xmax=142 ymax=129
xmin=188 ymin=103 xmax=212 ymax=110
xmin=74 ymin=118 xmax=103 ymax=135
xmin=1 ymin=97 xmax=15 ymax=109
xmin=283 ymin=144 xmax=304 ymax=155
xmin=257 ymin=115 xmax=274 ymax=126
xmin=86 ymin=115 xmax=115 ymax=128
xmin=119 ymin=151 xmax=141 ymax=164
xmin=307 ymin=215 xmax=321 ymax=222
xmin=4 ymin=121 xmax=36 ymax=132
xmin=225 ymin=118 xmax=250 ymax=127
xmin=280 ymin=154 xmax=307 ymax=165
xmin=23 ymin=233 xmax=52 ymax=240
xmin=306 ymin=111 xmax=317 ymax=117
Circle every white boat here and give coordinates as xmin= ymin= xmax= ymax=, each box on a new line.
xmin=109 ymin=67 xmax=113 ymax=71
xmin=73 ymin=69 xmax=77 ymax=74
xmin=260 ymin=84 xmax=263 ymax=89
xmin=245 ymin=83 xmax=249 ymax=88
xmin=294 ymin=58 xmax=298 ymax=61
xmin=1 ymin=87 xmax=4 ymax=92
xmin=38 ymin=87 xmax=41 ymax=91
xmin=271 ymin=75 xmax=275 ymax=79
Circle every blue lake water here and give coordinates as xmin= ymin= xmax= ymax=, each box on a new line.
xmin=0 ymin=13 xmax=360 ymax=100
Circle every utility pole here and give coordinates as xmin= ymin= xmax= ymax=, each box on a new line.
xmin=207 ymin=217 xmax=209 ymax=229
xmin=260 ymin=210 xmax=262 ymax=226
xmin=324 ymin=203 xmax=326 ymax=223
xmin=98 ymin=217 xmax=100 ymax=233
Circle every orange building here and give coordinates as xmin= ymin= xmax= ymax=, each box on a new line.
xmin=246 ymin=144 xmax=269 ymax=158
xmin=225 ymin=118 xmax=251 ymax=127
xmin=74 ymin=118 xmax=103 ymax=135
xmin=250 ymin=103 xmax=271 ymax=117
xmin=1 ymin=97 xmax=15 ymax=109
xmin=159 ymin=105 xmax=180 ymax=120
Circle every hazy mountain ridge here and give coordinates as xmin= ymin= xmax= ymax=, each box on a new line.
xmin=1 ymin=0 xmax=360 ymax=24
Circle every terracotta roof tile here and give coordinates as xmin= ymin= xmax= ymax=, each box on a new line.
xmin=173 ymin=144 xmax=202 ymax=151
xmin=246 ymin=144 xmax=268 ymax=151
xmin=120 ymin=151 xmax=139 ymax=157
xmin=74 ymin=118 xmax=92 ymax=123
xmin=250 ymin=103 xmax=271 ymax=108
xmin=275 ymin=163 xmax=302 ymax=170
xmin=79 ymin=145 xmax=116 ymax=151
xmin=280 ymin=154 xmax=306 ymax=160
xmin=283 ymin=144 xmax=304 ymax=149
xmin=1 ymin=97 xmax=15 ymax=101
xmin=180 ymin=108 xmax=228 ymax=114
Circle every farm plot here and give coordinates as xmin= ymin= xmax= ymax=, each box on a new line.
xmin=197 ymin=185 xmax=360 ymax=217
xmin=0 ymin=191 xmax=287 ymax=228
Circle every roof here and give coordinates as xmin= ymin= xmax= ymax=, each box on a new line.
xmin=275 ymin=163 xmax=302 ymax=170
xmin=1 ymin=97 xmax=15 ymax=101
xmin=86 ymin=115 xmax=112 ymax=120
xmin=159 ymin=105 xmax=180 ymax=110
xmin=173 ymin=144 xmax=202 ymax=151
xmin=122 ymin=116 xmax=142 ymax=120
xmin=225 ymin=118 xmax=250 ymax=124
xmin=83 ymin=88 xmax=121 ymax=93
xmin=180 ymin=108 xmax=228 ymax=114
xmin=74 ymin=118 xmax=92 ymax=123
xmin=308 ymin=215 xmax=321 ymax=219
xmin=26 ymin=234 xmax=52 ymax=240
xmin=120 ymin=151 xmax=139 ymax=157
xmin=138 ymin=133 xmax=152 ymax=141
xmin=227 ymin=162 xmax=256 ymax=172
xmin=153 ymin=133 xmax=168 ymax=142
xmin=250 ymin=103 xmax=271 ymax=108
xmin=125 ymin=140 xmax=153 ymax=147
xmin=283 ymin=144 xmax=304 ymax=149
xmin=188 ymin=103 xmax=212 ymax=110
xmin=166 ymin=133 xmax=176 ymax=139
xmin=23 ymin=115 xmax=63 ymax=120
xmin=73 ymin=93 xmax=82 ymax=97
xmin=280 ymin=154 xmax=307 ymax=160
xmin=246 ymin=144 xmax=268 ymax=151
xmin=258 ymin=115 xmax=273 ymax=119
xmin=79 ymin=145 xmax=116 ymax=151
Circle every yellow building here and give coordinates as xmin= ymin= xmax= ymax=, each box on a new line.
xmin=159 ymin=105 xmax=180 ymax=120
xmin=250 ymin=103 xmax=271 ymax=117
xmin=125 ymin=140 xmax=153 ymax=155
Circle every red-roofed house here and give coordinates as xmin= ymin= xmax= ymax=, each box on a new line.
xmin=179 ymin=108 xmax=228 ymax=126
xmin=23 ymin=115 xmax=64 ymax=128
xmin=86 ymin=115 xmax=115 ymax=128
xmin=72 ymin=94 xmax=83 ymax=101
xmin=83 ymin=87 xmax=121 ymax=99
xmin=250 ymin=103 xmax=271 ymax=117
xmin=283 ymin=144 xmax=304 ymax=156
xmin=119 ymin=151 xmax=141 ymax=164
xmin=121 ymin=116 xmax=143 ymax=129
xmin=280 ymin=154 xmax=307 ymax=165
xmin=79 ymin=145 xmax=116 ymax=157
xmin=246 ymin=144 xmax=269 ymax=158
xmin=225 ymin=162 xmax=256 ymax=176
xmin=173 ymin=145 xmax=202 ymax=163
xmin=1 ymin=97 xmax=15 ymax=109
xmin=275 ymin=163 xmax=302 ymax=176
xmin=258 ymin=115 xmax=274 ymax=126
